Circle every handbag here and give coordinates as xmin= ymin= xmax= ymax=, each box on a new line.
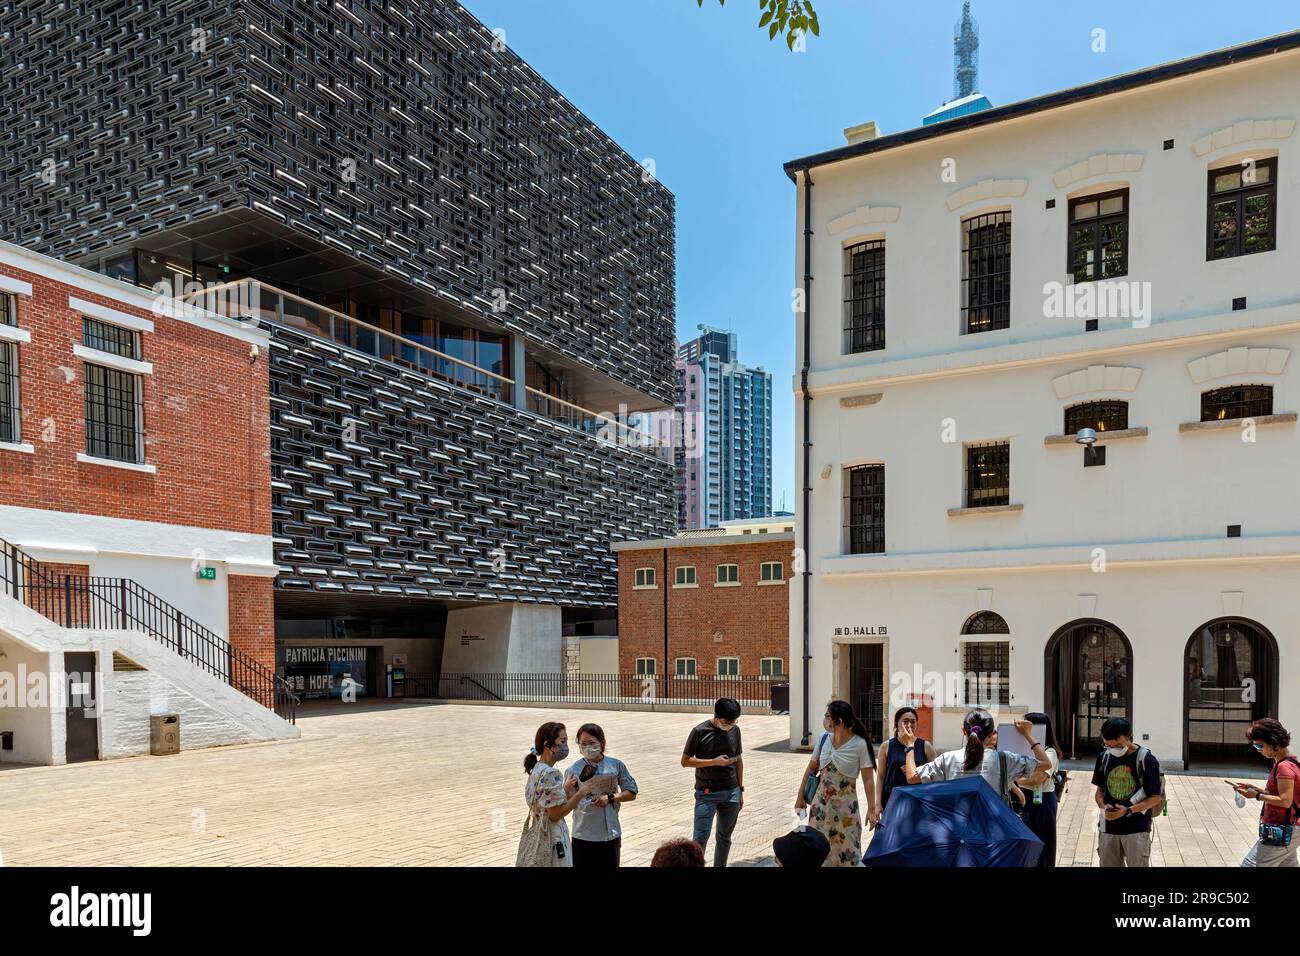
xmin=516 ymin=773 xmax=560 ymax=867
xmin=802 ymin=732 xmax=830 ymax=804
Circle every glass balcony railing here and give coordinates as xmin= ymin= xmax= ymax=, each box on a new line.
xmin=175 ymin=278 xmax=664 ymax=451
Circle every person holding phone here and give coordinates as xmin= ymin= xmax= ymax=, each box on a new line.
xmin=520 ymin=722 xmax=598 ymax=867
xmin=564 ymin=722 xmax=638 ymax=867
xmin=1231 ymin=718 xmax=1299 ymax=867
xmin=681 ymin=698 xmax=744 ymax=866
xmin=1092 ymin=717 xmax=1162 ymax=867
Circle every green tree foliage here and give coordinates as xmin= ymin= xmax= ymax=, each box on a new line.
xmin=697 ymin=0 xmax=820 ymax=50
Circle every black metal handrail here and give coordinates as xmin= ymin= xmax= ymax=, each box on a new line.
xmin=408 ymin=672 xmax=783 ymax=707
xmin=0 ymin=537 xmax=298 ymax=723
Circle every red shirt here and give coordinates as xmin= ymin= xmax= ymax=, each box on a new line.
xmin=1262 ymin=757 xmax=1300 ymax=824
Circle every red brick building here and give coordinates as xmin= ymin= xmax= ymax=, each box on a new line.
xmin=614 ymin=518 xmax=793 ymax=679
xmin=0 ymin=239 xmax=277 ymax=673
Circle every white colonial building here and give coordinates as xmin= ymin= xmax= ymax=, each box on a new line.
xmin=785 ymin=31 xmax=1300 ymax=768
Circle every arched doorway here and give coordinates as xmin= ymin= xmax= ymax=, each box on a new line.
xmin=1183 ymin=618 xmax=1278 ymax=768
xmin=1044 ymin=620 xmax=1133 ymax=759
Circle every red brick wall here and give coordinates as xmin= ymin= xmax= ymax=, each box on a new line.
xmin=227 ymin=575 xmax=275 ymax=675
xmin=0 ymin=264 xmax=270 ymax=536
xmin=26 ymin=562 xmax=91 ymax=627
xmin=617 ymin=540 xmax=790 ymax=676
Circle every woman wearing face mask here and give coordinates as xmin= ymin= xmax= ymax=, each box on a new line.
xmin=563 ymin=723 xmax=639 ymax=867
xmin=1232 ymin=718 xmax=1299 ymax=868
xmin=519 ymin=722 xmax=596 ymax=867
xmin=794 ymin=700 xmax=878 ymax=866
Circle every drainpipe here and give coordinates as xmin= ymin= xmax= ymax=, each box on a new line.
xmin=799 ymin=169 xmax=814 ymax=748
xmin=662 ymin=547 xmax=669 ymax=687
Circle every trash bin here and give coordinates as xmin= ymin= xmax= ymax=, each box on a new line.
xmin=150 ymin=714 xmax=180 ymax=756
xmin=770 ymin=682 xmax=790 ymax=714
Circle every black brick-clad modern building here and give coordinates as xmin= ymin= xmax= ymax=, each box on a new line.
xmin=0 ymin=0 xmax=676 ymax=689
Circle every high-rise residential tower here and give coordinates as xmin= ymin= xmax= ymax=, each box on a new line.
xmin=671 ymin=326 xmax=772 ymax=529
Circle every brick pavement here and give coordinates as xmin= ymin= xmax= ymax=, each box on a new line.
xmin=0 ymin=701 xmax=1267 ymax=867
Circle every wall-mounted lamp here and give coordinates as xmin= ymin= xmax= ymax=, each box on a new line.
xmin=1075 ymin=427 xmax=1102 ymax=466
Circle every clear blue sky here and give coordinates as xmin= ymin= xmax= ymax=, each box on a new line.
xmin=464 ymin=0 xmax=1298 ymax=514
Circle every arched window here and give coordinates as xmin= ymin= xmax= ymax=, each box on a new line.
xmin=1200 ymin=384 xmax=1272 ymax=422
xmin=1064 ymin=400 xmax=1129 ymax=435
xmin=961 ymin=611 xmax=1009 ymax=634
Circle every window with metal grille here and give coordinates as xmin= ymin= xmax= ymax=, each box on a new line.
xmin=962 ymin=212 xmax=1011 ymax=334
xmin=844 ymin=464 xmax=885 ymax=554
xmin=965 ymin=442 xmax=1010 ymax=508
xmin=716 ymin=563 xmax=738 ymax=584
xmin=1069 ymin=189 xmax=1128 ymax=282
xmin=843 ymin=239 xmax=885 ymax=354
xmin=84 ymin=363 xmax=143 ymax=463
xmin=962 ymin=611 xmax=1009 ymax=635
xmin=82 ymin=317 xmax=140 ymax=359
xmin=635 ymin=658 xmax=656 ymax=676
xmin=1208 ymin=158 xmax=1276 ymax=260
xmin=675 ymin=657 xmax=697 ymax=678
xmin=760 ymin=561 xmax=783 ymax=582
xmin=634 ymin=567 xmax=656 ymax=588
xmin=1201 ymin=385 xmax=1273 ymax=422
xmin=0 ymin=341 xmax=18 ymax=444
xmin=1064 ymin=400 xmax=1129 ymax=435
xmin=717 ymin=657 xmax=739 ymax=678
xmin=962 ymin=641 xmax=1010 ymax=706
xmin=760 ymin=657 xmax=784 ymax=678
xmin=0 ymin=293 xmax=15 ymax=327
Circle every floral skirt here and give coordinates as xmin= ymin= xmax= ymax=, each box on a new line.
xmin=808 ymin=766 xmax=862 ymax=867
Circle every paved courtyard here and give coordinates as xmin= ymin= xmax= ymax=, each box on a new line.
xmin=0 ymin=701 xmax=1267 ymax=866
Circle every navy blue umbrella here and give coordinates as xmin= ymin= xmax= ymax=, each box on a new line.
xmin=864 ymin=775 xmax=1044 ymax=867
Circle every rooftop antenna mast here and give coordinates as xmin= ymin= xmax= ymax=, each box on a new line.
xmin=953 ymin=1 xmax=980 ymax=100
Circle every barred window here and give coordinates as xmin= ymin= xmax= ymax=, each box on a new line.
xmin=1064 ymin=400 xmax=1129 ymax=435
xmin=844 ymin=464 xmax=885 ymax=554
xmin=1069 ymin=189 xmax=1128 ymax=282
xmin=962 ymin=212 xmax=1011 ymax=334
xmin=1201 ymin=385 xmax=1272 ymax=422
xmin=0 ymin=341 xmax=18 ymax=444
xmin=962 ymin=641 xmax=1010 ymax=707
xmin=1208 ymin=158 xmax=1276 ymax=261
xmin=843 ymin=239 xmax=885 ymax=354
xmin=962 ymin=611 xmax=1009 ymax=635
xmin=966 ymin=442 xmax=1010 ymax=509
xmin=82 ymin=317 xmax=140 ymax=359
xmin=84 ymin=363 xmax=143 ymax=463
xmin=0 ymin=293 xmax=15 ymax=327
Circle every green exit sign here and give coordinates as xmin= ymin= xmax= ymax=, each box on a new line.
xmin=196 ymin=567 xmax=216 ymax=581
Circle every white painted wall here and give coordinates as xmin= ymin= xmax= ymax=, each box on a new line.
xmin=92 ymin=554 xmax=230 ymax=644
xmin=789 ymin=46 xmax=1300 ymax=756
xmin=580 ymin=635 xmax=619 ymax=673
xmin=0 ymin=640 xmax=56 ymax=765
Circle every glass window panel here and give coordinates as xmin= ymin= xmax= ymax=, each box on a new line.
xmin=1098 ymin=195 xmax=1125 ymax=215
xmin=1073 ymin=201 xmax=1098 ymax=221
xmin=1214 ymin=170 xmax=1241 ymax=193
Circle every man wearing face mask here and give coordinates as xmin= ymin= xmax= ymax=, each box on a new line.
xmin=564 ymin=722 xmax=638 ymax=867
xmin=1092 ymin=717 xmax=1163 ymax=867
